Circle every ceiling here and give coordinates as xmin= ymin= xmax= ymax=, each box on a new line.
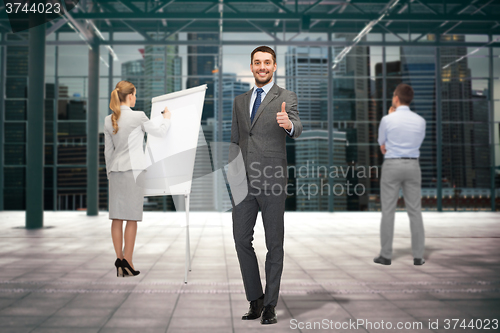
xmin=2 ymin=0 xmax=500 ymax=43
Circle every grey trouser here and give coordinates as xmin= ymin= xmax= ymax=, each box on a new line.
xmin=380 ymin=159 xmax=425 ymax=259
xmin=232 ymin=186 xmax=286 ymax=307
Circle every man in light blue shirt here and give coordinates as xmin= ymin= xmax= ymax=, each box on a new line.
xmin=374 ymin=83 xmax=426 ymax=266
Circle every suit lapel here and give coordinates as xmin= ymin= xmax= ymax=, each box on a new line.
xmin=242 ymin=89 xmax=252 ymax=130
xmin=250 ymin=83 xmax=278 ymax=130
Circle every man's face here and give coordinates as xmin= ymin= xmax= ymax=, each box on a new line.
xmin=250 ymin=51 xmax=277 ymax=87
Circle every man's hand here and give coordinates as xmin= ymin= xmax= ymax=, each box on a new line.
xmin=380 ymin=145 xmax=386 ymax=155
xmin=388 ymin=106 xmax=396 ymax=114
xmin=162 ymin=106 xmax=171 ymax=119
xmin=276 ymin=102 xmax=292 ymax=130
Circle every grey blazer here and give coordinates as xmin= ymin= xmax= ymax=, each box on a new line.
xmin=229 ymin=83 xmax=302 ymax=189
xmin=104 ymin=105 xmax=171 ymax=178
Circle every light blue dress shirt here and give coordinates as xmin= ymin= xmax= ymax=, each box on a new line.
xmin=378 ymin=105 xmax=426 ymax=158
xmin=249 ymin=80 xmax=294 ymax=136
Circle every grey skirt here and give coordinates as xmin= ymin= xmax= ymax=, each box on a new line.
xmin=108 ymin=171 xmax=145 ymax=221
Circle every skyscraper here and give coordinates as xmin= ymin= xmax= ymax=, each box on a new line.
xmin=187 ymin=33 xmax=218 ymax=121
xmin=285 ymin=45 xmax=328 ymax=130
xmin=400 ymin=46 xmax=437 ymax=189
xmin=440 ymin=35 xmax=475 ymax=189
xmin=471 ymin=89 xmax=491 ymax=188
xmin=213 ymin=72 xmax=250 ymax=143
xmin=295 ymin=130 xmax=348 ymax=211
xmin=331 ymin=35 xmax=371 ymax=210
xmin=122 ymin=57 xmax=146 ymax=112
xmin=143 ymin=34 xmax=182 ymax=116
xmin=212 ymin=73 xmax=250 ymax=211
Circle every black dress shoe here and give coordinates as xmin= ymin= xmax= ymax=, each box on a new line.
xmin=414 ymin=258 xmax=425 ymax=265
xmin=373 ymin=256 xmax=391 ymax=265
xmin=242 ymin=294 xmax=264 ymax=320
xmin=261 ymin=305 xmax=277 ymax=325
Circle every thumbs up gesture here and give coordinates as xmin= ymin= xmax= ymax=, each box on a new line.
xmin=276 ymin=102 xmax=292 ymax=130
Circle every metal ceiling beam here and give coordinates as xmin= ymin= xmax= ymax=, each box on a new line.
xmin=46 ymin=18 xmax=68 ymax=36
xmin=115 ymin=0 xmax=144 ymax=12
xmin=89 ymin=0 xmax=477 ymax=4
xmin=303 ymin=0 xmax=323 ymax=14
xmin=121 ymin=20 xmax=154 ymax=40
xmin=162 ymin=19 xmax=196 ymax=40
xmin=224 ymin=2 xmax=240 ymax=13
xmin=267 ymin=0 xmax=293 ymax=14
xmin=413 ymin=0 xmax=438 ymax=15
xmin=377 ymin=22 xmax=405 ymax=41
xmin=4 ymin=39 xmax=497 ymax=47
xmin=203 ymin=2 xmax=219 ymax=13
xmin=18 ymin=21 xmax=499 ymax=36
xmin=412 ymin=21 xmax=447 ymax=41
xmin=246 ymin=20 xmax=280 ymax=40
xmin=150 ymin=0 xmax=176 ymax=13
xmin=471 ymin=0 xmax=494 ymax=15
xmin=99 ymin=2 xmax=153 ymax=40
xmin=442 ymin=21 xmax=462 ymax=35
xmin=40 ymin=12 xmax=500 ymax=22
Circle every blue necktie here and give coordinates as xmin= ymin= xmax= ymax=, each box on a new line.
xmin=250 ymin=88 xmax=264 ymax=123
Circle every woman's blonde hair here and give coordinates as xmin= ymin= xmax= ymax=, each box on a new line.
xmin=109 ymin=80 xmax=136 ymax=134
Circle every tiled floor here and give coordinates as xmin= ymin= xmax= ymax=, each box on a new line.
xmin=0 ymin=211 xmax=499 ymax=333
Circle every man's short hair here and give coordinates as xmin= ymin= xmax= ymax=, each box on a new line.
xmin=251 ymin=46 xmax=276 ymax=64
xmin=394 ymin=83 xmax=414 ymax=105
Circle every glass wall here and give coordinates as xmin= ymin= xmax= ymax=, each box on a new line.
xmin=1 ymin=31 xmax=499 ymax=212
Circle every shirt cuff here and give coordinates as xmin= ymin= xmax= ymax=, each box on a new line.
xmin=284 ymin=121 xmax=294 ymax=136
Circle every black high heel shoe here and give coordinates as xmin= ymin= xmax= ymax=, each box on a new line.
xmin=121 ymin=259 xmax=140 ymax=277
xmin=114 ymin=258 xmax=124 ymax=277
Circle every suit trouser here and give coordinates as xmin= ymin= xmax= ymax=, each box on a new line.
xmin=232 ymin=186 xmax=286 ymax=307
xmin=380 ymin=159 xmax=425 ymax=259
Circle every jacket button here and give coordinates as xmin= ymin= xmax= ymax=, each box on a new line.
xmin=249 ymin=133 xmax=253 ymax=136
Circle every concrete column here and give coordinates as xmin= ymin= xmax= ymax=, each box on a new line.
xmin=488 ymin=35 xmax=495 ymax=211
xmin=327 ymin=33 xmax=334 ymax=212
xmin=435 ymin=46 xmax=442 ymax=212
xmin=0 ymin=33 xmax=5 ymax=211
xmin=87 ymin=38 xmax=99 ymax=216
xmin=26 ymin=20 xmax=46 ymax=228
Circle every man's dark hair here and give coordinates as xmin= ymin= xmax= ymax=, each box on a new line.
xmin=251 ymin=46 xmax=276 ymax=64
xmin=394 ymin=83 xmax=414 ymax=105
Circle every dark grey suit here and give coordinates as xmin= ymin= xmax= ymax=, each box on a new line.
xmin=229 ymin=83 xmax=302 ymax=307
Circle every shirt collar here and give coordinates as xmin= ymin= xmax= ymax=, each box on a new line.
xmin=396 ymin=105 xmax=410 ymax=112
xmin=120 ymin=105 xmax=132 ymax=111
xmin=253 ymin=80 xmax=274 ymax=95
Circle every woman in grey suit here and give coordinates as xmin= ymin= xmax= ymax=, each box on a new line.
xmin=104 ymin=80 xmax=171 ymax=277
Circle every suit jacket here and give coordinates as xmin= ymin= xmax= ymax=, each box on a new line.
xmin=229 ymin=83 xmax=302 ymax=190
xmin=104 ymin=105 xmax=170 ymax=178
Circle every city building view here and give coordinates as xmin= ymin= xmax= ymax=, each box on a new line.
xmin=1 ymin=30 xmax=499 ymax=212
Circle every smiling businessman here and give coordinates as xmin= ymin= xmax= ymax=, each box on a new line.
xmin=228 ymin=46 xmax=302 ymax=325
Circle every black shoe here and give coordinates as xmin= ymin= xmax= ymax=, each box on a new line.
xmin=373 ymin=256 xmax=391 ymax=265
xmin=121 ymin=259 xmax=140 ymax=276
xmin=260 ymin=305 xmax=277 ymax=325
xmin=114 ymin=258 xmax=124 ymax=277
xmin=414 ymin=258 xmax=425 ymax=265
xmin=242 ymin=294 xmax=264 ymax=320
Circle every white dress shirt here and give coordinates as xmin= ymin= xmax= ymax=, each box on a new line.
xmin=378 ymin=105 xmax=426 ymax=158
